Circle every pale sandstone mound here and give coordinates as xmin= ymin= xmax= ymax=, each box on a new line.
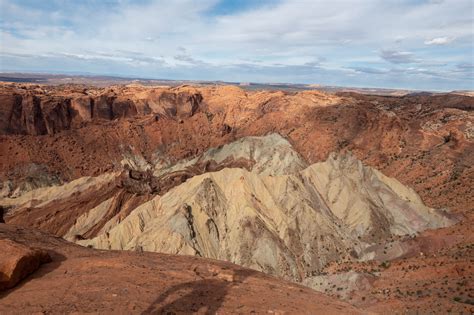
xmin=0 ymin=238 xmax=51 ymax=290
xmin=0 ymin=224 xmax=363 ymax=314
xmin=77 ymin=149 xmax=454 ymax=285
xmin=152 ymin=133 xmax=308 ymax=176
xmin=306 ymin=153 xmax=453 ymax=238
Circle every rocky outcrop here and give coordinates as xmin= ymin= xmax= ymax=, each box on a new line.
xmin=0 ymin=93 xmax=77 ymax=135
xmin=70 ymin=96 xmax=93 ymax=122
xmin=158 ymin=90 xmax=203 ymax=118
xmin=0 ymin=93 xmax=22 ymax=134
xmin=0 ymin=238 xmax=51 ymax=290
xmin=2 ymin=173 xmax=120 ymax=236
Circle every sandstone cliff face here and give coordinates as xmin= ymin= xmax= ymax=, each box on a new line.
xmin=0 ymin=85 xmax=204 ymax=135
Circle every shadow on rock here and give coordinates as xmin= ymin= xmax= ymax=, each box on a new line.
xmin=142 ymin=269 xmax=254 ymax=315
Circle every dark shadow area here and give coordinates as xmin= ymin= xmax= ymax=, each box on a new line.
xmin=142 ymin=269 xmax=255 ymax=315
xmin=0 ymin=249 xmax=66 ymax=299
xmin=0 ymin=207 xmax=4 ymax=223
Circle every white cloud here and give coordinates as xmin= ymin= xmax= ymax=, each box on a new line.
xmin=0 ymin=0 xmax=473 ymax=90
xmin=424 ymin=37 xmax=453 ymax=45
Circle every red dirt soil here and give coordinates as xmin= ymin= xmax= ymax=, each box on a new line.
xmin=0 ymin=224 xmax=363 ymax=314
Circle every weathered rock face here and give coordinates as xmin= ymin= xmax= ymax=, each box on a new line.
xmin=0 ymin=93 xmax=22 ymax=134
xmin=15 ymin=95 xmax=47 ymax=135
xmin=92 ymin=94 xmax=140 ymax=120
xmin=40 ymin=97 xmax=75 ymax=134
xmin=0 ymin=85 xmax=204 ymax=135
xmin=0 ymin=238 xmax=51 ymax=290
xmin=158 ymin=90 xmax=203 ymax=118
xmin=0 ymin=93 xmax=77 ymax=135
xmin=70 ymin=96 xmax=93 ymax=122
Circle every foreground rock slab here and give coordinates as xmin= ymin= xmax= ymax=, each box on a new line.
xmin=0 ymin=224 xmax=363 ymax=314
xmin=0 ymin=238 xmax=51 ymax=290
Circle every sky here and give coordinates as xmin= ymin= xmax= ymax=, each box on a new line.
xmin=0 ymin=0 xmax=473 ymax=90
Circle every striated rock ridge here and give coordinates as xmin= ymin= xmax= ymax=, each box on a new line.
xmin=68 ymin=139 xmax=454 ymax=285
xmin=307 ymin=153 xmax=453 ymax=238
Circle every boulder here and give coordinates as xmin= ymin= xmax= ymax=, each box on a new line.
xmin=0 ymin=239 xmax=51 ymax=290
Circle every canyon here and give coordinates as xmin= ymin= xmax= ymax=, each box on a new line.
xmin=0 ymin=82 xmax=473 ymax=313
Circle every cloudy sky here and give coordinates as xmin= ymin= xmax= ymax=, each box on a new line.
xmin=0 ymin=0 xmax=473 ymax=90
